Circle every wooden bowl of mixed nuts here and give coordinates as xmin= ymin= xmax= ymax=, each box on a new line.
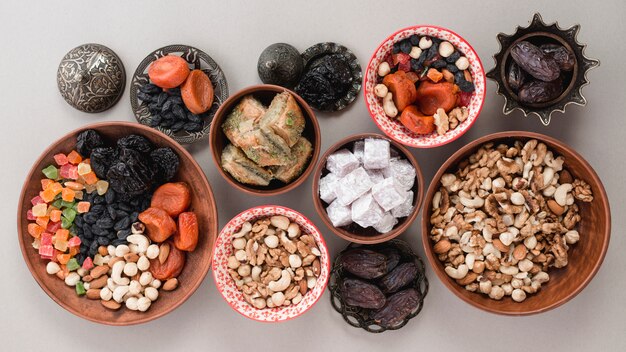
xmin=211 ymin=205 xmax=330 ymax=322
xmin=421 ymin=131 xmax=610 ymax=315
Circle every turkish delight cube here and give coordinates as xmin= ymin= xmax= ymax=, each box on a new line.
xmin=374 ymin=212 xmax=398 ymax=233
xmin=363 ymin=138 xmax=390 ymax=169
xmin=391 ymin=190 xmax=414 ymax=218
xmin=372 ymin=177 xmax=408 ymax=211
xmin=351 ymin=192 xmax=384 ymax=228
xmin=335 ymin=167 xmax=373 ymax=206
xmin=353 ymin=140 xmax=365 ymax=162
xmin=383 ymin=158 xmax=416 ymax=190
xmin=326 ymin=200 xmax=352 ymax=227
xmin=366 ymin=169 xmax=385 ymax=184
xmin=319 ymin=173 xmax=339 ymax=203
xmin=326 ymin=148 xmax=359 ymax=177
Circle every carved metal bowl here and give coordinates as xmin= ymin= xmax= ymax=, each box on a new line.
xmin=486 ymin=13 xmax=599 ymax=125
xmin=130 ymin=45 xmax=229 ymax=144
xmin=329 ymin=239 xmax=428 ymax=333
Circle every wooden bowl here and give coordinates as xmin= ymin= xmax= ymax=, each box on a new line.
xmin=421 ymin=131 xmax=610 ymax=315
xmin=17 ymin=121 xmax=218 ymax=325
xmin=209 ymin=84 xmax=320 ymax=196
xmin=212 ymin=205 xmax=330 ymax=322
xmin=312 ymin=133 xmax=424 ymax=244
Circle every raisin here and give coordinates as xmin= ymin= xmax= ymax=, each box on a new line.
xmin=139 ymin=83 xmax=161 ymax=94
xmin=183 ymin=122 xmax=202 ymax=132
xmin=392 ymin=42 xmax=401 ymax=54
xmin=409 ymin=34 xmax=420 ymax=46
xmin=116 ymin=135 xmax=153 ymax=154
xmin=507 ymin=62 xmax=527 ymax=92
xmin=518 ymin=78 xmax=563 ymax=104
xmin=432 ymin=60 xmax=447 ymax=69
xmin=371 ymin=288 xmax=419 ymax=328
xmin=378 ymin=262 xmax=418 ymax=294
xmin=76 ymin=130 xmax=104 ymax=157
xmin=150 ymin=147 xmax=180 ymax=183
xmin=540 ymin=44 xmax=575 ymax=72
xmin=341 ymin=278 xmax=386 ymax=309
xmin=172 ymin=104 xmax=186 ymax=120
xmin=446 ymin=51 xmax=461 ymax=64
xmin=399 ymin=40 xmax=412 ymax=54
xmin=510 ymin=41 xmax=560 ymax=82
xmin=459 ymin=80 xmax=475 ymax=93
xmin=339 ymin=249 xmax=387 ymax=279
xmin=446 ymin=64 xmax=459 ymax=73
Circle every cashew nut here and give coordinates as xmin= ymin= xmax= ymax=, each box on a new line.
xmin=233 ymin=222 xmax=252 ymax=238
xmin=137 ymin=297 xmax=151 ymax=312
xmin=114 ymin=245 xmax=130 ymax=258
xmin=111 ymin=260 xmax=129 ymax=285
xmin=271 ymin=292 xmax=286 ymax=306
xmin=445 ymin=264 xmax=469 ymax=279
xmin=554 ymin=183 xmax=573 ymax=206
xmin=268 ymin=270 xmax=291 ymax=292
xmin=382 ymin=92 xmax=398 ymax=118
xmin=270 ymin=216 xmax=290 ymax=230
xmin=287 ymin=222 xmax=301 ymax=239
xmin=126 ymin=234 xmax=149 ymax=254
xmin=113 ymin=285 xmax=130 ymax=303
xmin=374 ymin=84 xmax=388 ymax=98
xmin=459 ymin=193 xmax=485 ymax=208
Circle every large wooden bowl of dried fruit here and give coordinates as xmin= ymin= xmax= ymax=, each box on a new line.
xmin=421 ymin=131 xmax=610 ymax=315
xmin=209 ymin=84 xmax=320 ymax=196
xmin=17 ymin=121 xmax=218 ymax=325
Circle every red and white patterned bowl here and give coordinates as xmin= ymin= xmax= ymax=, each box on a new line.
xmin=364 ymin=25 xmax=486 ymax=148
xmin=212 ymin=205 xmax=330 ymax=322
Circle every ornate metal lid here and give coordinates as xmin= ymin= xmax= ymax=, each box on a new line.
xmin=57 ymin=43 xmax=126 ymax=113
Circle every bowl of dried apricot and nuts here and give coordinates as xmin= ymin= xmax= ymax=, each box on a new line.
xmin=212 ymin=205 xmax=330 ymax=322
xmin=421 ymin=131 xmax=610 ymax=315
xmin=364 ymin=25 xmax=486 ymax=148
xmin=17 ymin=122 xmax=218 ymax=325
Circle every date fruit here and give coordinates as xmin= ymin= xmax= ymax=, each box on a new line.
xmin=379 ymin=247 xmax=401 ymax=272
xmin=510 ymin=41 xmax=560 ymax=82
xmin=339 ymin=249 xmax=387 ymax=279
xmin=507 ymin=62 xmax=527 ymax=92
xmin=540 ymin=43 xmax=575 ymax=72
xmin=518 ymin=78 xmax=562 ymax=104
xmin=371 ymin=288 xmax=419 ymax=328
xmin=378 ymin=262 xmax=418 ymax=294
xmin=341 ymin=278 xmax=386 ymax=309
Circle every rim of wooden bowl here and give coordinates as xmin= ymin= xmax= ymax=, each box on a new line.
xmin=17 ymin=121 xmax=218 ymax=325
xmin=421 ymin=131 xmax=611 ymax=315
xmin=312 ymin=133 xmax=424 ymax=244
xmin=209 ymin=84 xmax=320 ymax=196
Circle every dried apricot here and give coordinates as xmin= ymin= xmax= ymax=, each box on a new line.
xmin=148 ymin=55 xmax=190 ymax=89
xmin=150 ymin=242 xmax=186 ymax=280
xmin=138 ymin=207 xmax=177 ymax=242
xmin=382 ymin=71 xmax=417 ymax=112
xmin=150 ymin=182 xmax=191 ymax=217
xmin=399 ymin=105 xmax=435 ymax=135
xmin=415 ymin=81 xmax=458 ymax=115
xmin=173 ymin=212 xmax=198 ymax=251
xmin=181 ymin=69 xmax=214 ymax=114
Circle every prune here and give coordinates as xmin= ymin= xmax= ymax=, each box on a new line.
xmin=399 ymin=40 xmax=412 ymax=54
xmin=518 ymin=78 xmax=562 ymax=104
xmin=341 ymin=278 xmax=386 ymax=309
xmin=117 ymin=135 xmax=153 ymax=154
xmin=90 ymin=147 xmax=118 ymax=179
xmin=510 ymin=41 xmax=560 ymax=82
xmin=378 ymin=262 xmax=418 ymax=294
xmin=107 ymin=149 xmax=154 ymax=197
xmin=339 ymin=249 xmax=387 ymax=279
xmin=150 ymin=147 xmax=179 ymax=183
xmin=540 ymin=43 xmax=575 ymax=72
xmin=295 ymin=54 xmax=353 ymax=111
xmin=371 ymin=288 xmax=419 ymax=328
xmin=507 ymin=62 xmax=527 ymax=92
xmin=76 ymin=130 xmax=104 ymax=157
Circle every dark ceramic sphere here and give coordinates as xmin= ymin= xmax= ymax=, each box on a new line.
xmin=257 ymin=43 xmax=303 ymax=88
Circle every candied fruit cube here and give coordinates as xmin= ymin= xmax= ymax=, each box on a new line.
xmin=42 ymin=165 xmax=58 ymax=179
xmin=62 ymin=208 xmax=77 ymax=222
xmin=64 ymin=181 xmax=84 ymax=191
xmin=31 ymin=195 xmax=44 ymax=206
xmin=371 ymin=178 xmax=408 ymax=211
xmin=74 ymin=190 xmax=84 ymax=200
xmin=326 ymin=200 xmax=352 ymax=227
xmin=82 ymin=171 xmax=98 ymax=185
xmin=373 ymin=212 xmax=398 ymax=233
xmin=27 ymin=223 xmax=44 ymax=238
xmin=54 ymin=239 xmax=68 ymax=252
xmin=31 ymin=237 xmax=41 ymax=250
xmin=335 ymin=167 xmax=374 ymax=206
xmin=60 ymin=164 xmax=78 ymax=180
xmin=68 ymin=236 xmax=81 ymax=247
xmin=76 ymin=201 xmax=91 ymax=213
xmin=56 ymin=253 xmax=71 ymax=264
xmin=36 ymin=216 xmax=49 ymax=228
xmin=81 ymin=256 xmax=93 ymax=270
xmin=27 ymin=210 xmax=36 ymax=221
xmin=32 ymin=203 xmax=47 ymax=217
xmin=96 ymin=180 xmax=109 ymax=195
xmin=82 ymin=158 xmax=90 ymax=165
xmin=49 ymin=182 xmax=63 ymax=195
xmin=56 ymin=229 xmax=69 ymax=241
xmin=69 ymin=246 xmax=79 ymax=256
xmin=40 ymin=189 xmax=56 ymax=203
xmin=67 ymin=150 xmax=82 ymax=165
xmin=49 ymin=209 xmax=62 ymax=222
xmin=53 ymin=153 xmax=68 ymax=166
xmin=41 ymin=232 xmax=53 ymax=246
xmin=39 ymin=244 xmax=54 ymax=257
xmin=46 ymin=221 xmax=61 ymax=233
xmin=41 ymin=179 xmax=54 ymax=190
xmin=77 ymin=162 xmax=92 ymax=176
xmin=66 ymin=258 xmax=80 ymax=271
xmin=61 ymin=188 xmax=75 ymax=202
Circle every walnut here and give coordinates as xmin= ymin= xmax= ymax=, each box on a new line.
xmin=449 ymin=106 xmax=469 ymax=122
xmin=439 ymin=187 xmax=450 ymax=213
xmin=449 ymin=114 xmax=459 ymax=129
xmin=433 ymin=108 xmax=449 ymax=135
xmin=496 ymin=158 xmax=520 ymax=183
xmin=563 ymin=204 xmax=581 ymax=230
xmin=521 ymin=139 xmax=538 ymax=164
xmin=551 ymin=235 xmax=568 ymax=268
xmin=572 ymin=179 xmax=594 ymax=202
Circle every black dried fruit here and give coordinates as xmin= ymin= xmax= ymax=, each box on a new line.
xmin=183 ymin=122 xmax=202 ymax=132
xmin=171 ymin=121 xmax=185 ymax=132
xmin=459 ymin=80 xmax=475 ymax=92
xmin=150 ymin=147 xmax=179 ymax=183
xmin=339 ymin=249 xmax=387 ymax=279
xmin=540 ymin=43 xmax=575 ymax=72
xmin=425 ymin=43 xmax=439 ymax=61
xmin=341 ymin=278 xmax=386 ymax=309
xmin=518 ymin=78 xmax=562 ymax=104
xmin=378 ymin=262 xmax=418 ymax=294
xmin=172 ymin=104 xmax=186 ymax=120
xmin=409 ymin=35 xmax=420 ymax=46
xmin=446 ymin=64 xmax=459 ymax=73
xmin=371 ymin=288 xmax=419 ymax=328
xmin=379 ymin=247 xmax=400 ymax=272
xmin=399 ymin=40 xmax=412 ymax=54
xmin=139 ymin=83 xmax=161 ymax=94
xmin=95 ymin=217 xmax=114 ymax=229
xmin=432 ymin=60 xmax=447 ymax=69
xmin=392 ymin=42 xmax=401 ymax=54
xmin=157 ymin=92 xmax=168 ymax=106
xmin=507 ymin=62 xmax=527 ymax=92
xmin=117 ymin=135 xmax=153 ymax=154
xmin=90 ymin=147 xmax=118 ymax=179
xmin=107 ymin=149 xmax=154 ymax=197
xmin=510 ymin=41 xmax=560 ymax=82
xmin=295 ymin=54 xmax=353 ymax=111
xmin=446 ymin=51 xmax=461 ymax=63
xmin=76 ymin=130 xmax=104 ymax=157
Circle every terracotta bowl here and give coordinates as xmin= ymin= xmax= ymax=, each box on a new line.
xmin=212 ymin=205 xmax=330 ymax=322
xmin=312 ymin=133 xmax=424 ymax=244
xmin=364 ymin=25 xmax=486 ymax=148
xmin=209 ymin=84 xmax=320 ymax=196
xmin=421 ymin=131 xmax=610 ymax=315
xmin=17 ymin=121 xmax=218 ymax=325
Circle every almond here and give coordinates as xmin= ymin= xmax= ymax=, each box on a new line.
xmin=547 ymin=199 xmax=565 ymax=216
xmin=56 ymin=271 xmax=66 ymax=280
xmin=299 ymin=279 xmax=308 ymax=295
xmin=86 ymin=289 xmax=101 ymax=300
xmin=101 ymin=299 xmax=121 ymax=310
xmin=560 ymin=170 xmax=573 ymax=184
xmin=493 ymin=239 xmax=510 ymax=253
xmin=159 ymin=243 xmax=170 ymax=264
xmin=90 ymin=265 xmax=109 ymax=279
xmin=433 ymin=239 xmax=451 ymax=254
xmin=89 ymin=275 xmax=108 ymax=289
xmin=82 ymin=275 xmax=93 ymax=282
xmin=513 ymin=244 xmax=528 ymax=260
xmin=124 ymin=253 xmax=139 ymax=263
xmin=162 ymin=278 xmax=178 ymax=291
xmin=108 ymin=257 xmax=124 ymax=267
xmin=472 ymin=261 xmax=485 ymax=274
xmin=98 ymin=246 xmax=108 ymax=256
xmin=312 ymin=259 xmax=321 ymax=277
xmin=456 ymin=272 xmax=478 ymax=286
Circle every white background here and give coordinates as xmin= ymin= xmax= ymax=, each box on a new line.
xmin=1 ymin=1 xmax=624 ymax=351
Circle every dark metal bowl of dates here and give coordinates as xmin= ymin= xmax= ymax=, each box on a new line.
xmin=329 ymin=239 xmax=428 ymax=333
xmin=486 ymin=13 xmax=599 ymax=125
